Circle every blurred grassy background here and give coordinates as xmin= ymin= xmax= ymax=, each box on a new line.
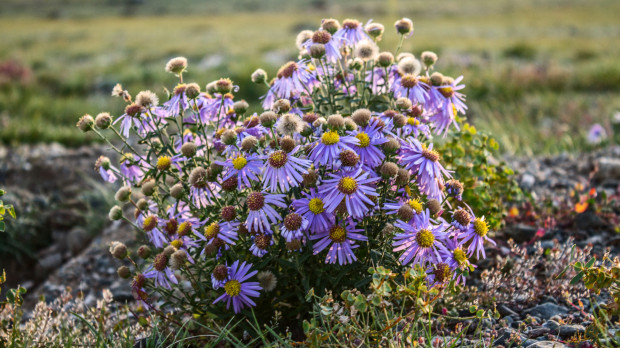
xmin=0 ymin=0 xmax=619 ymax=155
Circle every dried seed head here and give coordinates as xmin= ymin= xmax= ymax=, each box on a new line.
xmin=380 ymin=162 xmax=399 ymax=178
xmin=446 ymin=179 xmax=464 ymax=197
xmin=206 ymin=81 xmax=217 ymax=95
xmin=327 ymin=114 xmax=345 ymax=129
xmin=377 ymin=51 xmax=394 ymax=67
xmin=259 ymin=111 xmax=278 ymax=127
xmin=184 ymin=82 xmax=201 ymax=99
xmin=421 ymin=51 xmax=438 ymax=67
xmin=339 ymin=150 xmax=360 ymax=167
xmin=313 ymin=117 xmax=327 ymax=128
xmin=302 ymin=112 xmax=318 ymax=124
xmin=76 ymin=114 xmax=94 ymax=132
xmin=453 ymin=209 xmax=471 ymax=227
xmin=395 ymin=168 xmax=411 ymax=186
xmin=321 ymin=18 xmax=341 ymax=34
xmin=398 ymin=57 xmax=422 ymax=76
xmin=433 ymin=263 xmax=451 ymax=283
xmin=354 ymin=40 xmax=378 ymax=61
xmin=257 ymin=270 xmax=278 ymax=292
xmin=251 ymin=68 xmax=268 ymax=84
xmin=312 ymin=30 xmax=331 ymax=44
xmin=169 ymin=183 xmax=184 ymax=199
xmin=276 ymin=113 xmax=303 ymax=136
xmin=284 ymin=213 xmax=303 ymax=231
xmin=277 ymin=62 xmax=298 ymax=79
xmin=240 ymin=136 xmax=257 ymax=152
xmin=115 ymin=186 xmax=132 ymax=202
xmin=247 ymin=192 xmax=265 ymax=211
xmin=108 ymin=205 xmax=123 ymax=220
xmin=397 ymin=204 xmax=414 ymax=222
xmin=221 ymin=129 xmax=237 ymax=145
xmin=165 ymin=56 xmax=188 ymax=75
xmin=221 ymin=176 xmax=237 ymax=192
xmin=189 ymin=167 xmax=208 ymax=188
xmin=117 ymin=266 xmax=131 ymax=279
xmin=135 ymin=90 xmax=159 ymax=108
xmin=204 ymin=243 xmax=218 ymax=256
xmin=280 ymin=136 xmax=296 ymax=153
xmin=410 ymin=104 xmax=423 ymax=117
xmin=395 ymin=97 xmax=412 ymax=110
xmin=351 ymin=109 xmax=371 ymax=126
xmin=221 ymin=206 xmax=236 ymax=221
xmin=381 ymin=223 xmax=395 ymax=235
xmin=95 ymin=112 xmax=112 ymax=129
xmin=213 ymin=264 xmax=228 ymax=281
xmin=383 ymin=137 xmax=401 ymax=153
xmin=427 ymin=199 xmax=441 ymax=215
xmin=394 ymin=18 xmax=414 ymax=36
xmin=180 ymin=142 xmax=197 ymax=158
xmin=272 ymin=99 xmax=291 ymax=114
xmin=110 ymin=241 xmax=128 ymax=259
xmin=393 ymin=114 xmax=407 ymax=128
xmin=296 ymin=30 xmax=314 ymax=49
xmin=254 ymin=233 xmax=271 ymax=250
xmin=153 ymin=253 xmax=169 ymax=271
xmin=233 ymin=100 xmax=249 ymax=115
xmin=309 ymin=43 xmax=326 ymax=59
xmin=170 ymin=249 xmax=187 ymax=269
xmin=366 ymin=22 xmax=385 ymax=40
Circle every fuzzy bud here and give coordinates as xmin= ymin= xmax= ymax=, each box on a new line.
xmin=395 ymin=168 xmax=411 ymax=186
xmin=430 ymin=72 xmax=444 ymax=86
xmin=383 ymin=137 xmax=401 ymax=153
xmin=136 ymin=198 xmax=149 ymax=211
xmin=427 ymin=199 xmax=442 ymax=216
xmin=117 ymin=266 xmax=131 ymax=279
xmin=377 ymin=52 xmax=394 ymax=67
xmin=327 ymin=114 xmax=345 ymax=129
xmin=233 ymin=100 xmax=249 ymax=115
xmin=257 ymin=270 xmax=278 ymax=292
xmin=395 ymin=97 xmax=412 ymax=110
xmin=272 ymin=99 xmax=291 ymax=114
xmin=95 ymin=112 xmax=112 ymax=129
xmin=393 ymin=114 xmax=407 ymax=128
xmin=215 ymin=78 xmax=233 ymax=94
xmin=280 ymin=136 xmax=296 ymax=153
xmin=421 ymin=51 xmax=438 ymax=67
xmin=185 ymin=83 xmax=201 ymax=99
xmin=295 ymin=30 xmax=313 ymax=49
xmin=221 ymin=206 xmax=236 ymax=221
xmin=321 ymin=18 xmax=341 ymax=34
xmin=108 ymin=205 xmax=123 ymax=221
xmin=170 ymin=249 xmax=187 ymax=269
xmin=308 ymin=44 xmax=324 ymax=59
xmin=381 ymin=223 xmax=395 ymax=235
xmin=302 ymin=168 xmax=318 ymax=187
xmin=178 ymin=142 xmax=196 ymax=159
xmin=339 ymin=150 xmax=360 ymax=167
xmin=165 ymin=56 xmax=188 ymax=75
xmin=170 ymin=183 xmax=184 ymax=199
xmin=221 ymin=129 xmax=237 ymax=145
xmin=239 ymin=136 xmax=257 ymax=152
xmin=366 ymin=22 xmax=385 ymax=40
xmin=380 ymin=162 xmax=399 ymax=178
xmin=141 ymin=179 xmax=156 ymax=196
xmin=110 ymin=241 xmax=128 ymax=259
xmin=137 ymin=245 xmax=151 ymax=259
xmin=259 ymin=111 xmax=277 ymax=127
xmin=344 ymin=118 xmax=357 ymax=131
xmin=313 ymin=117 xmax=327 ymax=128
xmin=397 ymin=205 xmax=414 ymax=222
xmin=251 ymin=69 xmax=268 ymax=84
xmin=351 ymin=109 xmax=371 ymax=127
xmin=162 ymin=245 xmax=175 ymax=258
xmin=135 ymin=90 xmax=159 ymax=108
xmin=394 ymin=18 xmax=414 ymax=36
xmin=115 ymin=186 xmax=132 ymax=202
xmin=76 ymin=114 xmax=94 ymax=132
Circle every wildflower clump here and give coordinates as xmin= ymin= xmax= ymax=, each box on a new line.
xmin=82 ymin=18 xmax=498 ymax=327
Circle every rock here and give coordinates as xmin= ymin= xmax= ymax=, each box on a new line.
xmin=504 ymin=224 xmax=538 ymax=243
xmin=67 ymin=227 xmax=89 ymax=255
xmin=38 ymin=252 xmax=62 ymax=270
xmin=494 ymin=328 xmax=527 ymax=347
xmin=575 ymin=211 xmax=608 ymax=231
xmin=497 ymin=304 xmax=519 ymax=317
xmin=524 ymin=303 xmax=569 ymax=320
xmin=542 ymin=320 xmax=560 ymax=331
xmin=521 ymin=173 xmax=536 ymax=190
xmin=557 ymin=324 xmax=585 ymax=338
xmin=594 ymin=157 xmax=620 ymax=181
xmin=525 ymin=341 xmax=567 ymax=348
xmin=527 ymin=327 xmax=550 ymax=338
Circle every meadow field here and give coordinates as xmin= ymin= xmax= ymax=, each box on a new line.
xmin=0 ymin=0 xmax=619 ymax=154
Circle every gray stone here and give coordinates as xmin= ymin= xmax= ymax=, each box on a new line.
xmin=526 ymin=341 xmax=567 ymax=348
xmin=38 ymin=252 xmax=62 ymax=270
xmin=67 ymin=227 xmax=89 ymax=255
xmin=524 ymin=303 xmax=569 ymax=320
xmin=557 ymin=324 xmax=585 ymax=338
xmin=494 ymin=328 xmax=527 ymax=347
xmin=594 ymin=157 xmax=620 ymax=181
xmin=521 ymin=173 xmax=536 ymax=190
xmin=542 ymin=320 xmax=560 ymax=331
xmin=504 ymin=224 xmax=538 ymax=243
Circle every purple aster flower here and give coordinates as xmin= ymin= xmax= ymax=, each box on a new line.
xmin=245 ymin=192 xmax=287 ymax=234
xmin=392 ymin=209 xmax=449 ymax=267
xmin=399 ymin=139 xmax=451 ymax=200
xmin=262 ymin=146 xmax=311 ymax=192
xmin=302 ymin=30 xmax=341 ymax=62
xmin=458 ymin=216 xmax=495 ymax=259
xmin=291 ymin=189 xmax=335 ymax=234
xmin=212 ymin=260 xmax=261 ymax=314
xmin=309 ymin=130 xmax=360 ymax=168
xmin=333 ymin=19 xmax=370 ymax=47
xmin=587 ymin=123 xmax=607 ymax=145
xmin=430 ymin=76 xmax=467 ymax=136
xmin=437 ymin=237 xmax=475 ymax=285
xmin=163 ymin=84 xmax=190 ymax=117
xmin=202 ymin=220 xmax=239 ymax=246
xmin=94 ymin=156 xmax=118 ymax=184
xmin=393 ymin=74 xmax=428 ymax=105
xmin=263 ymin=60 xmax=316 ymax=109
xmin=216 ymin=153 xmax=262 ymax=189
xmin=383 ymin=197 xmax=424 ymax=224
xmin=319 ymin=168 xmax=379 ymax=219
xmin=119 ymin=154 xmax=147 ymax=184
xmin=280 ymin=212 xmax=309 ymax=242
xmin=250 ymin=233 xmax=273 ymax=257
xmin=365 ymin=67 xmax=390 ymax=95
xmin=310 ymin=220 xmax=368 ymax=265
xmin=398 ymin=116 xmax=430 ymax=139
xmin=347 ymin=118 xmax=389 ymax=168
xmin=144 ymin=253 xmax=178 ymax=290
xmin=200 ymin=93 xmax=235 ymax=125
xmin=188 ymin=167 xmax=221 ymax=208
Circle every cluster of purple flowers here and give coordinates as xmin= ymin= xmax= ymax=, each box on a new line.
xmin=89 ymin=17 xmax=494 ymax=317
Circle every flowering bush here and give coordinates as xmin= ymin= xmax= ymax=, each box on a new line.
xmin=79 ymin=18 xmax=498 ymax=329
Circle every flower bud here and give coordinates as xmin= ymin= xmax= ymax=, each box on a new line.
xmin=163 ymin=245 xmax=176 ymax=257
xmin=215 ymin=78 xmax=233 ymax=94
xmin=95 ymin=112 xmax=112 ymax=129
xmin=180 ymin=142 xmax=197 ymax=158
xmin=430 ymin=72 xmax=444 ymax=86
xmin=115 ymin=186 xmax=132 ymax=202
xmin=397 ymin=205 xmax=414 ymax=222
xmin=393 ymin=114 xmax=407 ymax=128
xmin=136 ymin=198 xmax=149 ymax=211
xmin=395 ymin=168 xmax=410 ymax=186
xmin=233 ymin=100 xmax=249 ymax=115
xmin=381 ymin=223 xmax=395 ymax=235
xmin=240 ymin=135 xmax=258 ymax=152
xmin=427 ymin=199 xmax=442 ymax=216
xmin=109 ymin=205 xmax=123 ymax=220
xmin=327 ymin=114 xmax=345 ymax=129
xmin=259 ymin=111 xmax=277 ymax=127
xmin=110 ymin=241 xmax=128 ymax=259
xmin=76 ymin=114 xmax=94 ymax=132
xmin=383 ymin=137 xmax=401 ymax=153
xmin=165 ymin=57 xmax=188 ymax=75
xmin=170 ymin=249 xmax=187 ymax=269
xmin=280 ymin=136 xmax=296 ymax=153
xmin=366 ymin=23 xmax=385 ymax=40
xmin=321 ymin=18 xmax=341 ymax=34
xmin=377 ymin=52 xmax=394 ymax=67
xmin=185 ymin=82 xmax=201 ymax=99
xmin=251 ymin=69 xmax=268 ymax=84
xmin=351 ymin=109 xmax=371 ymax=127
xmin=221 ymin=206 xmax=236 ymax=221
xmin=272 ymin=99 xmax=291 ymax=114
xmin=117 ymin=266 xmax=131 ymax=279
xmin=394 ymin=18 xmax=414 ymax=36
xmin=421 ymin=51 xmax=438 ymax=68
xmin=380 ymin=162 xmax=399 ymax=178
xmin=170 ymin=183 xmax=184 ymax=199
xmin=206 ymin=81 xmax=217 ymax=95
xmin=221 ymin=129 xmax=237 ymax=145
xmin=302 ymin=168 xmax=318 ymax=187
xmin=344 ymin=118 xmax=357 ymax=131
xmin=141 ymin=179 xmax=156 ymax=196
xmin=137 ymin=245 xmax=151 ymax=259
xmin=395 ymin=97 xmax=412 ymax=110
xmin=309 ymin=43 xmax=326 ymax=58
xmin=295 ymin=30 xmax=313 ymax=49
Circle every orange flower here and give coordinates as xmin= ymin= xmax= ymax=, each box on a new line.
xmin=575 ymin=201 xmax=588 ymax=213
xmin=508 ymin=206 xmax=519 ymax=218
xmin=589 ymin=188 xmax=597 ymax=197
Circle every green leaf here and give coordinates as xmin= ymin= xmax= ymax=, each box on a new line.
xmin=570 ymin=271 xmax=585 ymax=285
xmin=585 ymin=258 xmax=596 ymax=268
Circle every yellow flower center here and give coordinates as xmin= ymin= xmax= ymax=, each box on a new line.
xmin=415 ymin=229 xmax=435 ymax=248
xmin=170 ymin=239 xmax=183 ymax=249
xmin=453 ymin=248 xmax=467 ymax=266
xmin=338 ymin=177 xmax=358 ymax=195
xmin=473 ymin=218 xmax=488 ymax=237
xmin=157 ymin=156 xmax=172 ymax=171
xmin=232 ymin=156 xmax=247 ymax=170
xmin=308 ymin=198 xmax=325 ymax=214
xmin=321 ymin=131 xmax=340 ymax=145
xmin=355 ymin=132 xmax=370 ymax=148
xmin=329 ymin=226 xmax=347 ymax=243
xmin=224 ymin=280 xmax=241 ymax=297
xmin=407 ymin=117 xmax=420 ymax=126
xmin=204 ymin=222 xmax=220 ymax=239
xmin=142 ymin=216 xmax=158 ymax=231
xmin=407 ymin=199 xmax=423 ymax=214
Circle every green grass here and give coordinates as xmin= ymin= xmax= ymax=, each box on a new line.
xmin=0 ymin=0 xmax=619 ymax=154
